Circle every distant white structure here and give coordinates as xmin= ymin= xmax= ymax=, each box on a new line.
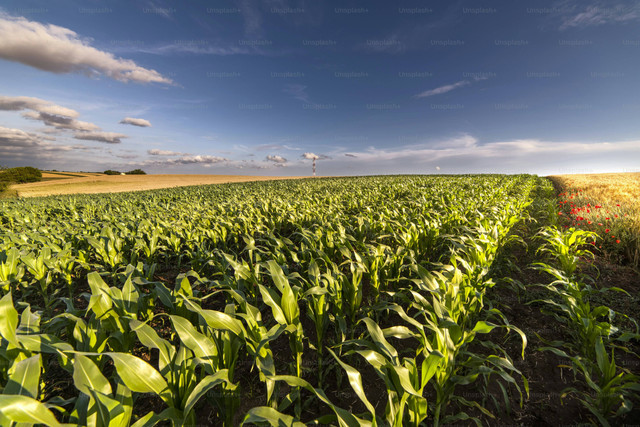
xmin=302 ymin=152 xmax=320 ymax=177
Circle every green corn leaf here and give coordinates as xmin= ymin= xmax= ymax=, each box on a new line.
xmin=17 ymin=305 xmax=40 ymax=335
xmin=4 ymin=355 xmax=41 ymax=398
xmin=170 ymin=315 xmax=217 ymax=360
xmin=0 ymin=395 xmax=63 ymax=427
xmin=89 ymin=388 xmax=125 ymax=427
xmin=87 ymin=272 xmax=113 ymax=318
xmin=183 ymin=370 xmax=233 ymax=416
xmin=257 ymin=284 xmax=287 ymax=325
xmin=104 ymin=353 xmax=171 ymax=405
xmin=0 ymin=292 xmax=19 ymax=347
xmin=130 ymin=408 xmax=181 ymax=427
xmin=17 ymin=334 xmax=74 ymax=359
xmin=471 ymin=320 xmax=498 ymax=334
xmin=268 ymin=375 xmax=371 ymax=427
xmin=73 ymin=354 xmax=112 ymax=397
xmin=360 ymin=317 xmax=398 ymax=362
xmin=129 ymin=319 xmax=175 ymax=374
xmin=266 ymin=260 xmax=289 ymax=293
xmin=183 ymin=299 xmax=246 ymax=338
xmin=113 ymin=380 xmax=134 ymax=427
xmin=242 ymin=406 xmax=306 ymax=427
xmin=327 ymin=348 xmax=377 ymax=418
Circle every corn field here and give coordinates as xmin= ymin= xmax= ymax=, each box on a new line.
xmin=0 ymin=175 xmax=637 ymax=426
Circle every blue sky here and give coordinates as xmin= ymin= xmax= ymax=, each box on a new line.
xmin=0 ymin=0 xmax=639 ymax=176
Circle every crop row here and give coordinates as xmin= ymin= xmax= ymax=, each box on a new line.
xmin=1 ymin=175 xmax=539 ymax=425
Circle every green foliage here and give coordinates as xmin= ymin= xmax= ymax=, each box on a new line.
xmin=103 ymin=170 xmax=122 ymax=175
xmin=0 ymin=167 xmax=42 ymax=185
xmin=0 ymin=175 xmax=577 ymax=425
xmin=126 ymin=169 xmax=146 ymax=175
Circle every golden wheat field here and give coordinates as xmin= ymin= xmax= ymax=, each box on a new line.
xmin=10 ymin=173 xmax=305 ymax=197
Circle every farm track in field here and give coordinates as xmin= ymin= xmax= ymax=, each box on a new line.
xmin=0 ymin=175 xmax=638 ymax=426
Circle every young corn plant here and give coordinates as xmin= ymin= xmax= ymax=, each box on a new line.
xmin=542 ymin=337 xmax=640 ymax=426
xmin=259 ymin=260 xmax=305 ymax=418
xmin=128 ymin=318 xmax=237 ymax=426
xmin=0 ymin=248 xmax=24 ymax=294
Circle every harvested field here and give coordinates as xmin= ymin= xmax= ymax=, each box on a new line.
xmin=11 ymin=174 xmax=305 ymax=197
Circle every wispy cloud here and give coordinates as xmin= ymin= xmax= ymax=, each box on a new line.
xmin=558 ymin=1 xmax=640 ymax=29
xmin=283 ymin=84 xmax=312 ymax=103
xmin=148 ymin=149 xmax=189 ymax=156
xmin=238 ymin=0 xmax=265 ymax=38
xmin=120 ymin=117 xmax=152 ymax=127
xmin=415 ymin=77 xmax=487 ymax=99
xmin=0 ymin=95 xmax=79 ymax=117
xmin=324 ymin=134 xmax=640 ymax=175
xmin=74 ymin=131 xmax=127 ymax=144
xmin=0 ymin=13 xmax=173 ymax=84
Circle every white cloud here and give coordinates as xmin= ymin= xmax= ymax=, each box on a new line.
xmin=415 ymin=80 xmax=471 ymax=98
xmin=0 ymin=125 xmax=43 ymax=148
xmin=120 ymin=117 xmax=152 ymax=127
xmin=0 ymin=95 xmax=102 ymax=131
xmin=302 ymin=152 xmax=330 ymax=160
xmin=23 ymin=111 xmax=100 ymax=131
xmin=74 ymin=131 xmax=127 ymax=144
xmin=325 ymin=136 xmax=640 ymax=173
xmin=284 ymin=84 xmax=311 ymax=103
xmin=140 ymin=155 xmax=227 ymax=167
xmin=415 ymin=76 xmax=488 ymax=99
xmin=0 ymin=13 xmax=173 ymax=84
xmin=266 ymin=154 xmax=287 ymax=164
xmin=559 ymin=2 xmax=640 ymax=29
xmin=148 ymin=149 xmax=188 ymax=156
xmin=0 ymin=95 xmax=79 ymax=117
xmin=238 ymin=0 xmax=264 ymax=38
